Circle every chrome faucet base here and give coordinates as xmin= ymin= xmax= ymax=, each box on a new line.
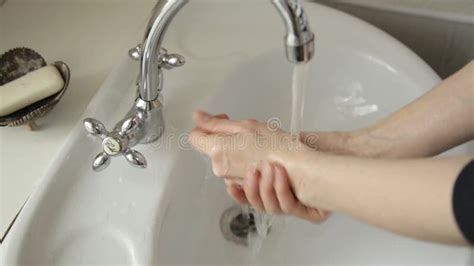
xmin=131 ymin=96 xmax=165 ymax=145
xmin=84 ymin=96 xmax=164 ymax=171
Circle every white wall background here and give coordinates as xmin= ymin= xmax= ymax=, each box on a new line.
xmin=313 ymin=0 xmax=474 ymax=78
xmin=0 ymin=1 xmax=4 ymax=52
xmin=320 ymin=0 xmax=474 ymax=20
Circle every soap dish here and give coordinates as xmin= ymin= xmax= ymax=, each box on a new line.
xmin=0 ymin=48 xmax=70 ymax=130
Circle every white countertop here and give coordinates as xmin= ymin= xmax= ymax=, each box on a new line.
xmin=0 ymin=0 xmax=157 ymax=240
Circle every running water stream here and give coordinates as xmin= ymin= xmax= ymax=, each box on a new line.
xmin=290 ymin=63 xmax=310 ymax=137
xmin=201 ymin=62 xmax=310 ymax=254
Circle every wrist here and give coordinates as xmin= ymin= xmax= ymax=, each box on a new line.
xmin=279 ymin=147 xmax=334 ymax=210
xmin=301 ymin=130 xmax=377 ymax=157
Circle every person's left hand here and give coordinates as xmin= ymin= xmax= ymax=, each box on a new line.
xmin=188 ymin=110 xmax=307 ymax=180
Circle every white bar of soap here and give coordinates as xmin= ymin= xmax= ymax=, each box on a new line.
xmin=0 ymin=65 xmax=65 ymax=116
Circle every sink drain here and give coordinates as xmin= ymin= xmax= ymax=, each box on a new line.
xmin=220 ymin=205 xmax=257 ymax=246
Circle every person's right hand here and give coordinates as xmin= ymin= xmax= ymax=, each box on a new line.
xmin=223 ymin=129 xmax=366 ymax=223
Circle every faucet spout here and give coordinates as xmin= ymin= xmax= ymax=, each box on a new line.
xmin=271 ymin=0 xmax=315 ymax=63
xmin=136 ymin=0 xmax=314 ymax=101
xmin=138 ymin=0 xmax=189 ymax=101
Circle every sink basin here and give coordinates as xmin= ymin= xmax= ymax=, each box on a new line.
xmin=1 ymin=1 xmax=472 ymax=265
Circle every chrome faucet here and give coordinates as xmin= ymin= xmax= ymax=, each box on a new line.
xmin=84 ymin=0 xmax=314 ymax=171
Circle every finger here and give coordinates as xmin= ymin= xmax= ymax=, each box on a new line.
xmin=227 ymin=185 xmax=249 ymax=205
xmin=224 ymin=176 xmax=243 ymax=187
xmin=193 ymin=111 xmax=244 ymax=134
xmin=271 ymin=163 xmax=330 ymax=223
xmin=223 ymin=178 xmax=234 ymax=186
xmin=303 ymin=208 xmax=331 ymax=224
xmin=273 ymin=165 xmax=328 ymax=222
xmin=196 ymin=113 xmax=230 ymax=133
xmin=189 ymin=129 xmax=242 ymax=177
xmin=215 ymin=113 xmax=230 ymax=120
xmin=259 ymin=162 xmax=281 ymax=214
xmin=193 ymin=110 xmax=211 ymax=122
xmin=243 ymin=168 xmax=264 ymax=212
xmin=193 ymin=110 xmax=229 ymax=120
xmin=273 ymin=163 xmax=299 ymax=214
xmin=188 ymin=128 xmax=217 ymax=156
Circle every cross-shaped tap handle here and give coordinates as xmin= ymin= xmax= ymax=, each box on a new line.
xmin=83 ymin=117 xmax=147 ymax=171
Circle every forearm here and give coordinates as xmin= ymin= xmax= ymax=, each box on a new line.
xmin=354 ymin=61 xmax=474 ymax=158
xmin=285 ymin=150 xmax=472 ymax=245
xmin=304 ymin=61 xmax=474 ymax=158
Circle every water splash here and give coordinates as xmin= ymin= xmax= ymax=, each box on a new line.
xmin=249 ymin=209 xmax=275 ymax=255
xmin=335 ymin=82 xmax=378 ymax=117
xmin=254 ymin=211 xmax=273 ymax=237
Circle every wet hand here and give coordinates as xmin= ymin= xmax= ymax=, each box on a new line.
xmin=188 ymin=110 xmax=308 ymax=180
xmin=227 ymin=161 xmax=330 ymax=223
xmin=188 ymin=111 xmax=329 ymax=223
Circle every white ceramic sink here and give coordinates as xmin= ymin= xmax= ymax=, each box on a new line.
xmin=1 ymin=1 xmax=472 ymax=265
